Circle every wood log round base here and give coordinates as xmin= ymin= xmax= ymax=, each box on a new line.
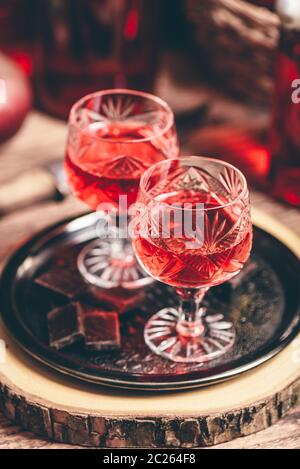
xmin=0 ymin=209 xmax=300 ymax=448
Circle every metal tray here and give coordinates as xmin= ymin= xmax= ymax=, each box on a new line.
xmin=1 ymin=212 xmax=300 ymax=391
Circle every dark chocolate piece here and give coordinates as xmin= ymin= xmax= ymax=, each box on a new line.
xmin=47 ymin=302 xmax=84 ymax=350
xmin=79 ymin=305 xmax=121 ymax=351
xmin=89 ymin=286 xmax=145 ymax=314
xmin=35 ymin=263 xmax=87 ymax=299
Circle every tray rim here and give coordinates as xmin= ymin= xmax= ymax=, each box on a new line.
xmin=1 ymin=208 xmax=300 ymax=391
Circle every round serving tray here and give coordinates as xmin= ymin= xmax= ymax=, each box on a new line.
xmin=1 ymin=210 xmax=300 ymax=391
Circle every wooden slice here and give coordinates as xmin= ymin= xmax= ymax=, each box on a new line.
xmin=0 ymin=208 xmax=300 ymax=448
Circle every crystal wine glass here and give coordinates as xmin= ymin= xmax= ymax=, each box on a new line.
xmin=65 ymin=89 xmax=179 ymax=289
xmin=132 ymin=156 xmax=253 ymax=363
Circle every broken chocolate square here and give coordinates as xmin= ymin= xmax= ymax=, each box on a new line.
xmin=89 ymin=286 xmax=145 ymax=314
xmin=35 ymin=263 xmax=87 ymax=299
xmin=47 ymin=302 xmax=84 ymax=350
xmin=78 ymin=305 xmax=121 ymax=351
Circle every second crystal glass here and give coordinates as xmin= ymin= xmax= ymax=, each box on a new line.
xmin=65 ymin=89 xmax=179 ymax=289
xmin=133 ymin=156 xmax=253 ymax=363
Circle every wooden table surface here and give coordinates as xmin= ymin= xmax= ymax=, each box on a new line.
xmin=0 ymin=110 xmax=300 ymax=449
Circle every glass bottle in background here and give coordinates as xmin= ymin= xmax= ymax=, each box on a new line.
xmin=34 ymin=0 xmax=161 ymax=119
xmin=269 ymin=0 xmax=300 ymax=206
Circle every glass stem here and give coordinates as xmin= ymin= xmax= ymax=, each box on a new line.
xmin=97 ymin=210 xmax=135 ymax=264
xmin=111 ymin=212 xmax=135 ymax=264
xmin=176 ymin=287 xmax=209 ymax=338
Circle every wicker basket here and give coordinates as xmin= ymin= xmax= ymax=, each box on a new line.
xmin=184 ymin=0 xmax=280 ymax=104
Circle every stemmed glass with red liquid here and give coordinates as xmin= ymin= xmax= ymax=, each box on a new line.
xmin=132 ymin=157 xmax=253 ymax=363
xmin=65 ymin=89 xmax=179 ymax=289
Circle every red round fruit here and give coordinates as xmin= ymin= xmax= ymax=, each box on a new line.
xmin=0 ymin=53 xmax=32 ymax=143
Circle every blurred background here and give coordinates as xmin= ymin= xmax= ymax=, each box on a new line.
xmin=0 ymin=0 xmax=277 ymax=114
xmin=0 ymin=0 xmax=299 ymax=209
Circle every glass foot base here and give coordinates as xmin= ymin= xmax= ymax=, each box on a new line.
xmin=77 ymin=237 xmax=154 ymax=290
xmin=144 ymin=308 xmax=235 ymax=363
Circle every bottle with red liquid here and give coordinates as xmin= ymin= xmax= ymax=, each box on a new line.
xmin=35 ymin=0 xmax=160 ymax=119
xmin=269 ymin=0 xmax=300 ymax=206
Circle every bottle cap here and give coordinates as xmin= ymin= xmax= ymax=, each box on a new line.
xmin=276 ymin=0 xmax=300 ymax=28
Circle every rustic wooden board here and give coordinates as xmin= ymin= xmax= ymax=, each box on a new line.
xmin=0 ymin=208 xmax=300 ymax=448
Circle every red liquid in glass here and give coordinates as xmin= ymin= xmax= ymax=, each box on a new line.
xmin=270 ymin=28 xmax=300 ymax=206
xmin=134 ymin=192 xmax=252 ymax=289
xmin=65 ymin=123 xmax=172 ymax=210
